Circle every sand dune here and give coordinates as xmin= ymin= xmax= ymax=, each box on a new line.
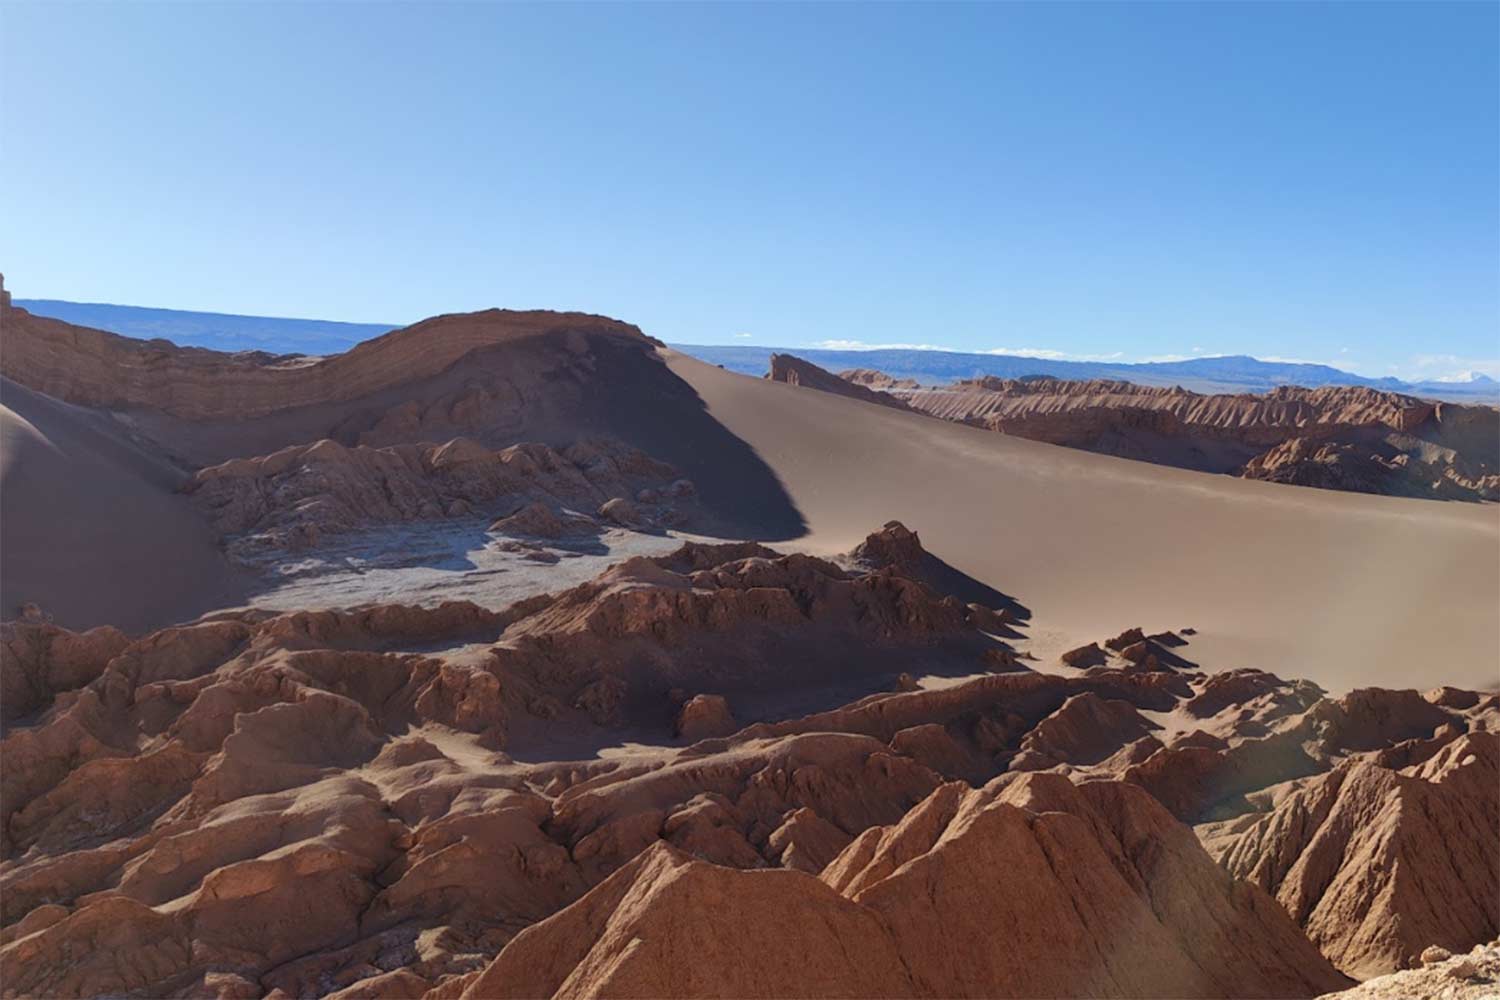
xmin=3 ymin=299 xmax=1493 ymax=693
xmin=666 ymin=351 xmax=1500 ymax=693
xmin=0 ymin=378 xmax=250 ymax=633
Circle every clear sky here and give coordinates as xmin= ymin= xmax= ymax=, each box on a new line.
xmin=2 ymin=2 xmax=1496 ymax=380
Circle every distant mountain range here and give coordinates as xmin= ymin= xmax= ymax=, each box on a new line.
xmin=14 ymin=298 xmax=1497 ymax=404
xmin=15 ymin=299 xmax=395 ymax=356
xmin=678 ymin=345 xmax=1500 ymax=403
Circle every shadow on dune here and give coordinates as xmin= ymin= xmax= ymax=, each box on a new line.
xmin=912 ymin=548 xmax=1031 ymax=624
xmin=573 ymin=339 xmax=808 ymax=541
xmin=131 ymin=334 xmax=809 ymax=544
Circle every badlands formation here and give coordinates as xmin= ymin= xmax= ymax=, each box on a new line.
xmin=766 ymin=354 xmax=1500 ymax=501
xmin=1 ymin=290 xmax=1497 ymax=998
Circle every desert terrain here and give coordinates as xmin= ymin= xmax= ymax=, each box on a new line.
xmin=1 ymin=293 xmax=1497 ymax=998
xmin=768 ymin=353 xmax=1500 ymax=502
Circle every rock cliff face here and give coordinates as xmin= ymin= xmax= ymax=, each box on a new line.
xmin=2 ymin=525 xmax=1494 ymax=998
xmin=829 ymin=367 xmax=1500 ymax=501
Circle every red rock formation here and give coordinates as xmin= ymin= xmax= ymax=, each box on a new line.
xmin=826 ymin=370 xmax=1499 ymax=500
xmin=0 ymin=619 xmax=129 ymax=722
xmin=465 ymin=773 xmax=1349 ymax=999
xmin=2 ymin=532 xmax=1495 ymax=996
xmin=1208 ymin=730 xmax=1499 ymax=978
xmin=839 ymin=368 xmax=921 ymax=391
xmin=674 ymin=694 xmax=737 ymax=741
xmin=1060 ymin=641 xmax=1107 ymax=667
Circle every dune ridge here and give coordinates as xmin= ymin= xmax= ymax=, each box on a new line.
xmin=0 ymin=297 xmax=652 ymax=422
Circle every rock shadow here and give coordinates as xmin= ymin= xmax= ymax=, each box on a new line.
xmin=912 ymin=548 xmax=1031 ymax=624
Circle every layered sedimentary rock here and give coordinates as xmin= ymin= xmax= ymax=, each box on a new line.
xmin=186 ymin=435 xmax=693 ymax=555
xmin=832 ymin=368 xmax=1500 ymax=500
xmin=766 ymin=354 xmax=913 ymax=412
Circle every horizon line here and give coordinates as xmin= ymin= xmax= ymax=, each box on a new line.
xmin=13 ymin=294 xmax=1494 ymax=386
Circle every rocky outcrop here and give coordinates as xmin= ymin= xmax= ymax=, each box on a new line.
xmin=674 ymin=694 xmax=737 ymax=741
xmin=487 ymin=536 xmax=1003 ymax=728
xmin=1 ymin=619 xmax=129 ymax=722
xmin=767 ymin=354 xmax=913 ymax=412
xmin=186 ymin=435 xmax=688 ymax=555
xmin=1207 ymin=730 xmax=1499 ymax=978
xmin=488 ymin=501 xmax=597 ymax=539
xmin=847 ymin=519 xmax=928 ymax=573
xmin=840 ymin=368 xmax=921 ymax=391
xmin=835 ymin=372 xmax=1500 ymax=501
xmin=2 ymin=529 xmax=1495 ymax=996
xmin=464 ymin=773 xmax=1349 ymax=999
xmin=1315 ymin=940 xmax=1500 ymax=1000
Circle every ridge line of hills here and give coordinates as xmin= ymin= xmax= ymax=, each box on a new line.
xmin=16 ymin=297 xmax=1497 ymax=404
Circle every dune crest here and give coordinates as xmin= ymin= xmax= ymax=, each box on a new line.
xmin=0 ymin=297 xmax=652 ymax=422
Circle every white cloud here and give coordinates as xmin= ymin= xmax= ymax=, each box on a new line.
xmin=732 ymin=332 xmax=753 ymax=339
xmin=1260 ymin=355 xmax=1338 ymax=367
xmin=806 ymin=340 xmax=1124 ymax=362
xmin=979 ymin=347 xmax=1126 ymax=362
xmin=1404 ymin=354 xmax=1500 ymax=382
xmin=807 ymin=339 xmax=953 ymax=351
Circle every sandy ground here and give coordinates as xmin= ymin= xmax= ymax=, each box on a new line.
xmin=665 ymin=350 xmax=1500 ymax=694
xmin=5 ymin=345 xmax=1495 ymax=695
xmin=0 ymin=377 xmax=251 ymax=633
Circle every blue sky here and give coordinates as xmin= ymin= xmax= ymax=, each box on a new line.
xmin=2 ymin=2 xmax=1496 ymax=380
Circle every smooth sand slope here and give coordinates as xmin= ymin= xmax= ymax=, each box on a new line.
xmin=666 ymin=351 xmax=1500 ymax=693
xmin=0 ymin=378 xmax=250 ymax=633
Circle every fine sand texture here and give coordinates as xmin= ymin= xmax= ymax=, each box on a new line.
xmin=0 ymin=377 xmax=251 ymax=633
xmin=665 ymin=350 xmax=1500 ymax=693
